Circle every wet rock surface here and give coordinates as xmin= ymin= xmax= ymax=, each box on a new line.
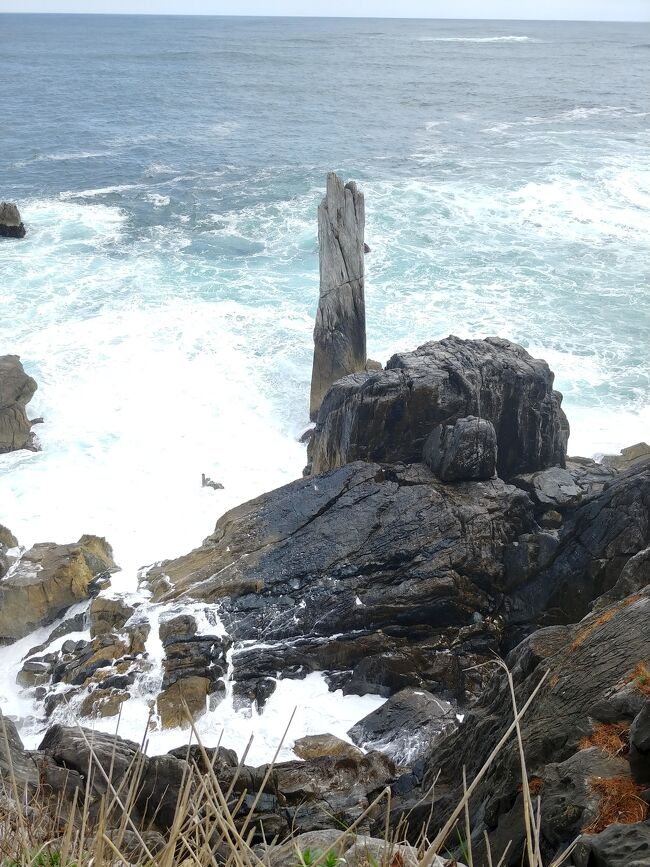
xmin=308 ymin=336 xmax=568 ymax=478
xmin=348 ymin=688 xmax=457 ymax=765
xmin=0 ymin=354 xmax=38 ymax=453
xmin=423 ymin=415 xmax=497 ymax=481
xmin=0 ymin=202 xmax=26 ymax=238
xmin=400 ymin=582 xmax=650 ymax=866
xmin=0 ymin=535 xmax=116 ymax=643
xmin=310 ymin=172 xmax=366 ymax=419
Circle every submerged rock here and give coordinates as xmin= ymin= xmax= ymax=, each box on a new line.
xmin=309 ymin=336 xmax=569 ymax=478
xmin=0 ymin=355 xmax=38 ymax=453
xmin=0 ymin=535 xmax=116 ymax=643
xmin=0 ymin=202 xmax=26 ymax=238
xmin=310 ymin=173 xmax=366 ymax=419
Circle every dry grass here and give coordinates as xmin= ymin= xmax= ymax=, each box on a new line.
xmin=571 ymin=595 xmax=642 ymax=652
xmin=583 ymin=776 xmax=648 ymax=834
xmin=623 ymin=661 xmax=650 ymax=697
xmin=0 ymin=668 xmax=578 ymax=867
xmin=579 ymin=722 xmax=629 ymax=757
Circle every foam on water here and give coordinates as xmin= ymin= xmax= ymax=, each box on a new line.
xmin=1 ymin=15 xmax=648 ymax=760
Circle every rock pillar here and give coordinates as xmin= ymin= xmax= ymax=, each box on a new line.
xmin=309 ymin=173 xmax=366 ymax=419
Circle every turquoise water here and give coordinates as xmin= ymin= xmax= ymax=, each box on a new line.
xmin=1 ymin=15 xmax=649 ymax=572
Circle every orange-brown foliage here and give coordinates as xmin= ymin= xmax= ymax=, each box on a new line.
xmin=579 ymin=722 xmax=630 ymax=756
xmin=571 ymin=608 xmax=617 ymax=650
xmin=624 ymin=661 xmax=650 ymax=697
xmin=571 ymin=595 xmax=642 ymax=652
xmin=583 ymin=776 xmax=648 ymax=834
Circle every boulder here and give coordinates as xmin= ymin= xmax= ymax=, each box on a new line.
xmin=293 ymin=733 xmax=364 ymax=761
xmin=572 ymin=822 xmax=650 ymax=867
xmin=308 ymin=336 xmax=569 ymax=478
xmin=89 ymin=595 xmax=136 ymax=638
xmin=0 ymin=202 xmax=26 ymax=238
xmin=0 ymin=535 xmax=116 ymax=643
xmin=348 ymin=688 xmax=457 ymax=766
xmin=602 ymin=441 xmax=650 ymax=471
xmin=423 ymin=415 xmax=497 ymax=481
xmin=310 ymin=173 xmax=366 ymax=419
xmin=0 ymin=355 xmax=38 ymax=453
xmin=511 ymin=465 xmax=582 ymax=509
xmin=156 ymin=613 xmax=231 ymax=728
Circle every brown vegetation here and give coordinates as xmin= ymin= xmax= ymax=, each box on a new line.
xmin=624 ymin=661 xmax=650 ymax=697
xmin=583 ymin=776 xmax=648 ymax=834
xmin=579 ymin=722 xmax=629 ymax=757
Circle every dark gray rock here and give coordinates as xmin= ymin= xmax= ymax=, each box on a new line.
xmin=423 ymin=415 xmax=497 ymax=482
xmin=348 ymin=688 xmax=457 ymax=766
xmin=511 ymin=465 xmax=582 ymax=509
xmin=572 ymin=822 xmax=650 ymax=867
xmin=402 ymin=583 xmax=650 ymax=866
xmin=309 ymin=336 xmax=569 ymax=479
xmin=0 ymin=202 xmax=26 ymax=238
xmin=310 ymin=173 xmax=366 ymax=419
xmin=630 ymin=701 xmax=650 ymax=784
xmin=0 ymin=355 xmax=38 ymax=453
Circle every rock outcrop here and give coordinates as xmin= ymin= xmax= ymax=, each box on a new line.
xmin=0 ymin=355 xmax=38 ymax=453
xmin=0 ymin=202 xmax=26 ymax=238
xmin=310 ymin=173 xmax=366 ymax=420
xmin=308 ymin=336 xmax=569 ymax=478
xmin=0 ymin=535 xmax=115 ymax=643
xmin=399 ymin=580 xmax=650 ymax=866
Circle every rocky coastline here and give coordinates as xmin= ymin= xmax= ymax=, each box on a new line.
xmin=1 ymin=178 xmax=649 ymax=866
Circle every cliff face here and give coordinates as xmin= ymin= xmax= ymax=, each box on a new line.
xmin=310 ymin=173 xmax=366 ymax=419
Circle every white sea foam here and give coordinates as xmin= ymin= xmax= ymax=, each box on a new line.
xmin=419 ymin=36 xmax=535 ymax=43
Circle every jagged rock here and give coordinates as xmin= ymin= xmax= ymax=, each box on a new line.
xmin=0 ymin=535 xmax=116 ymax=643
xmin=310 ymin=173 xmax=366 ymax=419
xmin=0 ymin=202 xmax=26 ymax=238
xmin=401 ymin=583 xmax=650 ymax=866
xmin=348 ymin=688 xmax=457 ymax=765
xmin=594 ymin=545 xmax=650 ymax=611
xmin=629 ymin=701 xmax=650 ymax=784
xmin=79 ymin=687 xmax=130 ymax=718
xmin=156 ymin=613 xmax=231 ymax=727
xmin=0 ymin=524 xmax=18 ymax=578
xmin=506 ymin=463 xmax=650 ymax=635
xmin=157 ymin=676 xmax=211 ymax=729
xmin=89 ymin=596 xmax=136 ymax=638
xmin=146 ymin=461 xmax=534 ymax=698
xmin=308 ymin=336 xmax=568 ymax=478
xmin=572 ymin=822 xmax=650 ymax=867
xmin=511 ymin=465 xmax=582 ymax=509
xmin=602 ymin=441 xmax=650 ymax=471
xmin=293 ymin=734 xmax=363 ymax=761
xmin=423 ymin=415 xmax=497 ymax=482
xmin=38 ymin=725 xmax=189 ymax=832
xmin=0 ymin=524 xmax=18 ymax=549
xmin=0 ymin=355 xmax=38 ymax=453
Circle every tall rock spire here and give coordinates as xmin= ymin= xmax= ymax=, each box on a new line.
xmin=309 ymin=173 xmax=366 ymax=420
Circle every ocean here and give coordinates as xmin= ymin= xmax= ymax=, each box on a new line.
xmin=0 ymin=14 xmax=648 ymax=758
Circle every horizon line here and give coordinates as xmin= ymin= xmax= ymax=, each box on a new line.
xmin=0 ymin=12 xmax=648 ymax=23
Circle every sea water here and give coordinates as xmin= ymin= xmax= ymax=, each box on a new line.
xmin=0 ymin=15 xmax=648 ymax=758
